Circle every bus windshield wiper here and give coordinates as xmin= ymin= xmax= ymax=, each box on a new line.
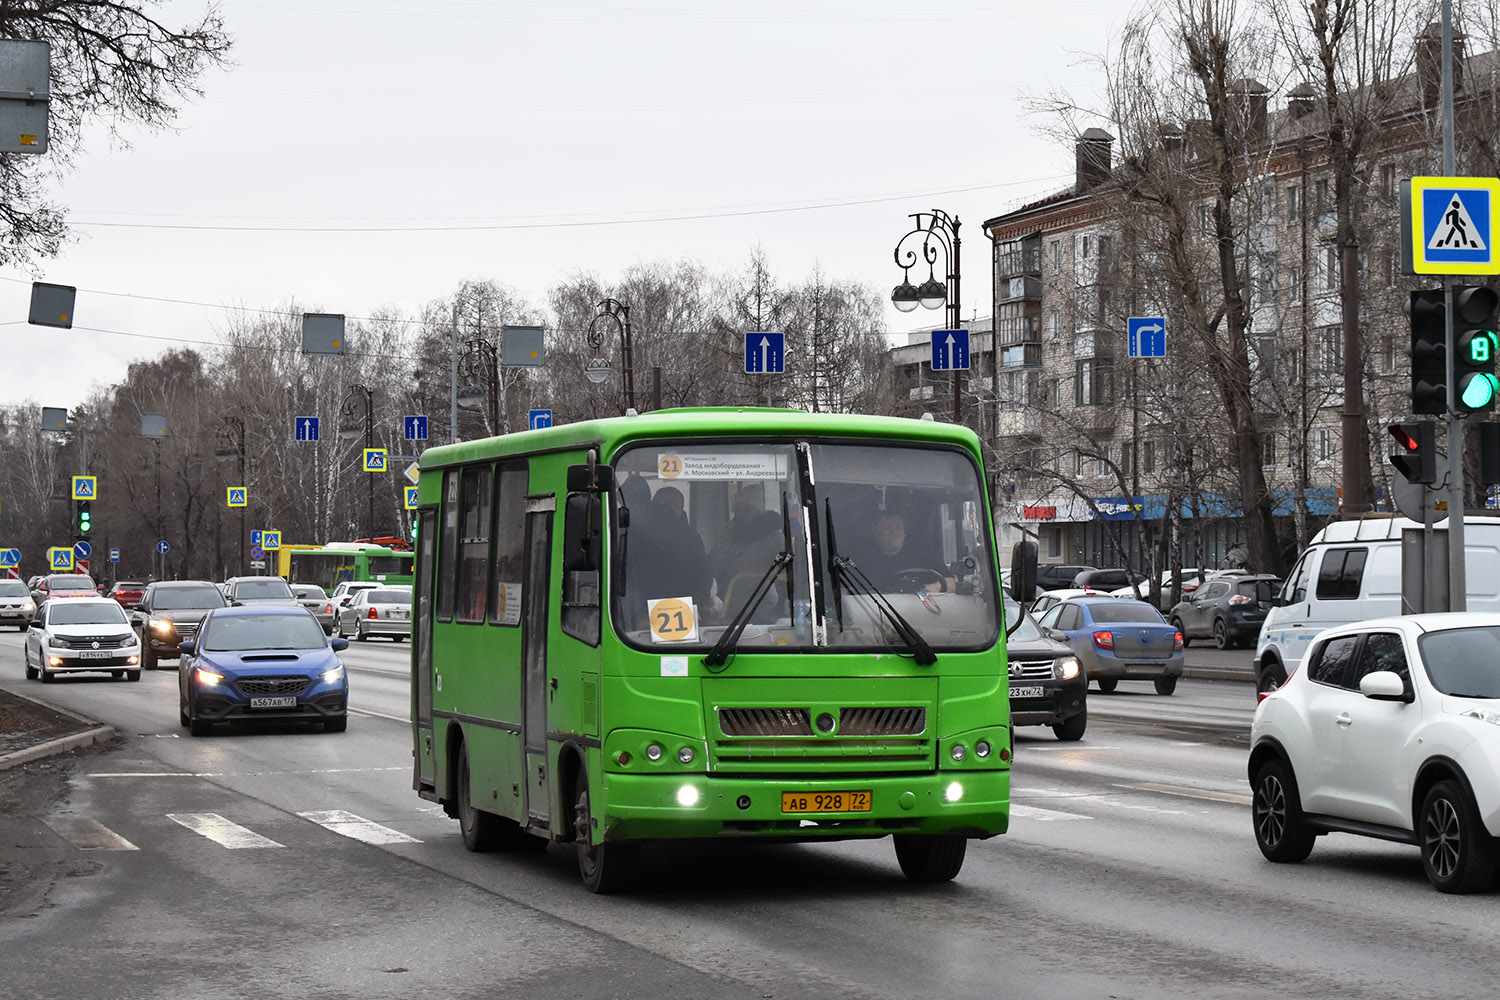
xmin=826 ymin=559 xmax=935 ymax=668
xmin=703 ymin=494 xmax=795 ymax=669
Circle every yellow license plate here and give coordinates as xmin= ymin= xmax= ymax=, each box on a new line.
xmin=780 ymin=790 xmax=872 ymax=814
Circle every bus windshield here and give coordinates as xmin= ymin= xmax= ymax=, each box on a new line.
xmin=610 ymin=440 xmax=998 ymax=653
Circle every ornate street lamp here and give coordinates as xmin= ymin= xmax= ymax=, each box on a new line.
xmin=339 ymin=384 xmax=375 ymax=539
xmin=588 ymin=298 xmax=635 ymax=413
xmin=892 ymin=209 xmax=962 ymax=422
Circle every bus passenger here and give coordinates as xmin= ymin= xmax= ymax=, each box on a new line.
xmin=710 ymin=485 xmax=782 ymax=610
xmin=632 ymin=486 xmax=712 ymax=612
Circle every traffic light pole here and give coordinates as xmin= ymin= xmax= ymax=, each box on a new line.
xmin=1446 ymin=280 xmax=1467 ymax=612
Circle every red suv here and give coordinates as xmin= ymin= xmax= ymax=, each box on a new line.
xmin=31 ymin=573 xmax=98 ymax=607
xmin=107 ymin=581 xmax=147 ymax=608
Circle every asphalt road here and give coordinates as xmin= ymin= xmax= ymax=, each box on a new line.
xmin=1 ymin=632 xmax=1491 ymax=1000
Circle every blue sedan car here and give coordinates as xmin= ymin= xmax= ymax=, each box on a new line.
xmin=1036 ymin=596 xmax=1185 ymax=695
xmin=177 ymin=605 xmax=350 ymax=735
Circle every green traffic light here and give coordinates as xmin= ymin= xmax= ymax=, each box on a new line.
xmin=1461 ymin=372 xmax=1500 ymax=410
xmin=1469 ymin=330 xmax=1497 ymax=364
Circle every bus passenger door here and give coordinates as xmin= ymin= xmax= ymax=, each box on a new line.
xmin=412 ymin=508 xmax=437 ymax=794
xmin=522 ymin=497 xmax=555 ymax=827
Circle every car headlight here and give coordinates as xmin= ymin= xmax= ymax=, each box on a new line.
xmin=149 ymin=619 xmax=175 ymax=635
xmin=47 ymin=635 xmax=68 ymax=648
xmin=195 ymin=668 xmax=223 ymax=686
xmin=123 ymin=633 xmax=139 ymax=646
xmin=1057 ymin=656 xmax=1081 ymax=680
xmin=321 ymin=664 xmax=345 ymax=684
xmin=21 ymin=601 xmax=34 ymax=613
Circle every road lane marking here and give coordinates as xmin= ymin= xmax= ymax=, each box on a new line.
xmin=167 ymin=812 xmax=284 ymax=849
xmin=350 ymin=706 xmax=409 ymax=722
xmin=1010 ymin=803 xmax=1091 ymax=822
xmin=298 ymin=809 xmax=422 ymax=845
xmin=1116 ymin=782 xmax=1253 ymax=806
xmin=87 ymin=767 xmax=407 ymax=778
xmin=42 ymin=816 xmax=139 ymax=851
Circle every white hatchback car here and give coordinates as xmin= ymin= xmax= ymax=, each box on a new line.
xmin=1249 ymin=613 xmax=1500 ymax=893
xmin=24 ymin=595 xmax=142 ymax=682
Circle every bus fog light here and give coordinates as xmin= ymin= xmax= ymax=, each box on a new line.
xmin=975 ymin=740 xmax=991 ymax=758
xmin=645 ymin=743 xmax=663 ymax=762
xmin=616 ymin=751 xmax=631 ymax=766
xmin=950 ymin=743 xmax=966 ymax=762
xmin=677 ymin=746 xmax=694 ymax=764
xmin=677 ymin=785 xmax=700 ymax=807
xmin=945 ymin=782 xmax=964 ymax=803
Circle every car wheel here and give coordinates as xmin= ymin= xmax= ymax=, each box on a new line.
xmin=1052 ymin=704 xmax=1087 ymax=742
xmin=1154 ymin=676 xmax=1178 ymax=696
xmin=127 ymin=669 xmax=141 ymax=682
xmin=1095 ymin=677 xmax=1118 ymax=694
xmin=356 ymin=624 xmax=367 ymax=642
xmin=1213 ymin=619 xmax=1231 ymax=650
xmin=1172 ymin=618 xmax=1191 ymax=647
xmin=179 ymin=701 xmax=189 ymax=727
xmin=1252 ymin=757 xmax=1316 ymax=862
xmin=1420 ymin=780 xmax=1497 ymax=893
xmin=24 ymin=650 xmax=37 ymax=680
xmin=1257 ymin=658 xmax=1287 ymax=696
xmin=893 ymin=834 xmax=967 ymax=882
xmin=575 ymin=773 xmax=639 ymax=893
xmin=324 ymin=715 xmax=348 ymax=733
xmin=393 ymin=634 xmax=406 ymax=642
xmin=141 ymin=646 xmax=158 ymax=671
xmin=39 ymin=664 xmax=53 ymax=683
xmin=112 ymin=670 xmax=124 ymax=680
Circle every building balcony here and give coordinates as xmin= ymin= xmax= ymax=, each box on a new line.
xmin=997 ymin=409 xmax=1045 ymax=436
xmin=998 ymin=274 xmax=1042 ymax=303
xmin=999 ymin=343 xmax=1042 ymax=369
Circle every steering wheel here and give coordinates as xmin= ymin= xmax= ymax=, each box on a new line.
xmin=895 ymin=567 xmax=946 ymax=591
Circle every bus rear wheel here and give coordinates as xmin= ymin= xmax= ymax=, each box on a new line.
xmin=457 ymin=742 xmax=501 ymax=852
xmin=893 ymin=834 xmax=967 ymax=882
xmin=574 ymin=779 xmax=638 ymax=893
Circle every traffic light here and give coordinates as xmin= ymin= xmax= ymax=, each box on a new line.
xmin=1454 ymin=285 xmax=1500 ymax=413
xmin=1389 ymin=421 xmax=1437 ymax=485
xmin=1409 ymin=289 xmax=1447 ymax=415
xmin=75 ymin=498 xmax=92 ymax=533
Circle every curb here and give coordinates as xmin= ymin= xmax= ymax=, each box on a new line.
xmin=0 ymin=687 xmax=115 ymax=771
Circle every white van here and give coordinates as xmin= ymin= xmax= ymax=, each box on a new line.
xmin=1253 ymin=515 xmax=1500 ymax=693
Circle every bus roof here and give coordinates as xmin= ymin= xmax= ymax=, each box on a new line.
xmin=417 ymin=408 xmax=981 ymax=472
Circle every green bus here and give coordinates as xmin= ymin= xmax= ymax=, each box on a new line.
xmin=283 ymin=543 xmax=414 ymax=592
xmin=410 ymin=408 xmax=1011 ymax=891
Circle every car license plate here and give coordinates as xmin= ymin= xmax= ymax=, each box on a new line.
xmin=78 ymin=649 xmax=110 ymax=660
xmin=1009 ymin=685 xmax=1045 ymax=698
xmin=391 ymin=609 xmax=408 ymax=620
xmin=780 ymin=790 xmax=871 ymax=814
xmin=250 ymin=696 xmax=298 ymax=709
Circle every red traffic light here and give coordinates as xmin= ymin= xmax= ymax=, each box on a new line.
xmin=1389 ymin=423 xmax=1420 ymax=451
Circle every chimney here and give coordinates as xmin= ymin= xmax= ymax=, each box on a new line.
xmin=1075 ymin=128 xmax=1114 ymax=192
xmin=1416 ymin=21 xmax=1466 ymax=106
xmin=1232 ymin=78 xmax=1269 ymax=145
xmin=1286 ymin=82 xmax=1317 ymax=119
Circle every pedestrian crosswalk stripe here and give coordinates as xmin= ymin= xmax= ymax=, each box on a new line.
xmin=298 ymin=809 xmax=421 ymax=845
xmin=167 ymin=812 xmax=284 ymax=849
xmin=43 ymin=815 xmax=139 ymax=851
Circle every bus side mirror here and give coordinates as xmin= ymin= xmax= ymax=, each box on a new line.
xmin=566 ymin=462 xmax=614 ymax=493
xmin=1010 ymin=539 xmax=1037 ymax=602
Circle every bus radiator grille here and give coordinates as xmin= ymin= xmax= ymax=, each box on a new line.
xmin=717 ymin=708 xmax=813 ymax=737
xmin=836 ymin=707 xmax=926 ymax=737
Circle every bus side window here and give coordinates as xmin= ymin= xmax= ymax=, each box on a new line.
xmin=562 ymin=492 xmax=602 ymax=646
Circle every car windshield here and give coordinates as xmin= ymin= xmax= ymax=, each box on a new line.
xmin=0 ymin=581 xmax=29 ymax=597
xmin=153 ymin=586 xmax=227 ymax=610
xmin=1418 ymin=626 xmax=1500 ymax=697
xmin=50 ymin=602 xmax=128 ymax=625
xmin=232 ymin=579 xmax=294 ymax=599
xmin=49 ymin=576 xmax=94 ymax=590
xmin=200 ymin=613 xmax=328 ymax=651
xmin=1086 ymin=601 xmax=1165 ymax=624
xmin=365 ymin=589 xmax=410 ymax=604
xmin=1003 ymin=603 xmax=1045 ymax=642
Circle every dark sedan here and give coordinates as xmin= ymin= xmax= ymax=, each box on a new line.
xmin=1036 ymin=596 xmax=1185 ymax=695
xmin=1004 ymin=601 xmax=1087 ymax=740
xmin=177 ymin=605 xmax=350 ymax=735
xmin=1169 ymin=573 xmax=1279 ymax=649
xmin=132 ymin=580 xmax=227 ymax=670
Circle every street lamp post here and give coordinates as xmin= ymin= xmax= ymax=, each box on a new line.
xmin=215 ymin=415 xmax=246 ymax=572
xmin=456 ymin=338 xmax=501 ymax=435
xmin=891 ymin=209 xmax=962 ymax=422
xmin=339 ymin=384 xmax=375 ymax=540
xmin=588 ymin=298 xmax=635 ymax=413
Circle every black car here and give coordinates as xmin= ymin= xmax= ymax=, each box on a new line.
xmin=1168 ymin=573 xmax=1279 ymax=649
xmin=1034 ymin=564 xmax=1095 ymax=592
xmin=1072 ymin=567 xmax=1144 ymax=590
xmin=222 ymin=575 xmax=300 ymax=606
xmin=1005 ymin=601 xmax=1087 ymax=740
xmin=132 ymin=580 xmax=228 ymax=669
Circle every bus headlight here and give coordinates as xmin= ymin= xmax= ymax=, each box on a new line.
xmin=676 ymin=785 xmax=700 ymax=807
xmin=945 ymin=782 xmax=964 ymax=803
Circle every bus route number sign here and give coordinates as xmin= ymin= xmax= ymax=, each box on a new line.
xmin=647 ymin=596 xmax=698 ymax=643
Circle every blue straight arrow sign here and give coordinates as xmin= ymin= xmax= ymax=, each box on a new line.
xmin=744 ymin=332 xmax=785 ymax=374
xmin=930 ymin=329 xmax=970 ymax=371
xmin=296 ymin=416 xmax=320 ymax=441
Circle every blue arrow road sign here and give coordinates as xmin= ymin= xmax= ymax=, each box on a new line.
xmin=156 ymin=540 xmax=170 ymax=554
xmin=404 ymin=415 xmax=428 ymax=441
xmin=73 ymin=541 xmax=91 ymax=560
xmin=1128 ymin=316 xmax=1167 ymax=358
xmin=296 ymin=416 xmax=320 ymax=441
xmin=0 ymin=548 xmax=18 ymax=567
xmin=744 ymin=332 xmax=785 ymax=374
xmin=930 ymin=329 xmax=970 ymax=371
xmin=528 ymin=409 xmax=553 ymax=430
xmin=250 ymin=529 xmax=262 ymax=546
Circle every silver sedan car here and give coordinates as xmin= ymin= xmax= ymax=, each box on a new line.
xmin=336 ymin=585 xmax=413 ymax=642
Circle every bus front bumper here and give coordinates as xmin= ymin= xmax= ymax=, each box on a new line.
xmin=598 ymin=769 xmax=1009 ymax=841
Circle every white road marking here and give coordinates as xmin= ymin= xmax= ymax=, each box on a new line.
xmin=42 ymin=816 xmax=139 ymax=851
xmin=1116 ymin=782 xmax=1253 ymax=806
xmin=1010 ymin=803 xmax=1091 ymax=822
xmin=87 ymin=767 xmax=407 ymax=778
xmin=298 ymin=809 xmax=422 ymax=845
xmin=167 ymin=812 xmax=284 ymax=849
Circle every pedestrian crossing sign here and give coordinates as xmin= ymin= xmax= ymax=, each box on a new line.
xmin=404 ymin=486 xmax=419 ymax=510
xmin=226 ymin=487 xmax=247 ymax=508
xmin=1405 ymin=176 xmax=1500 ymax=275
xmin=48 ymin=546 xmax=72 ymax=571
xmin=71 ymin=475 xmax=96 ymax=500
xmin=363 ymin=448 xmax=387 ymax=473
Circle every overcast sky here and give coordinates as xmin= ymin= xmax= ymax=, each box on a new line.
xmin=0 ymin=0 xmax=1125 ymax=412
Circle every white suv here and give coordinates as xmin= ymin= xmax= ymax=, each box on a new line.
xmin=1249 ymin=613 xmax=1500 ymax=893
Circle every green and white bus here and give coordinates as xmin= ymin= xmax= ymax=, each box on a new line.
xmin=283 ymin=542 xmax=414 ymax=592
xmin=410 ymin=408 xmax=1011 ymax=891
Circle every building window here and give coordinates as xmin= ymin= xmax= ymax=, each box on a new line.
xmin=1287 ymin=184 xmax=1301 ymax=223
xmin=1288 ymin=264 xmax=1303 ymax=303
xmin=1095 ymin=443 xmax=1112 ymax=479
xmin=1323 ymin=246 xmax=1339 ymax=292
xmin=1286 ymin=348 xmax=1301 ymax=384
xmin=1262 ymin=435 xmax=1277 ymax=468
xmin=1317 ymin=428 xmax=1335 ymax=463
xmin=1120 ymin=443 xmax=1133 ymax=478
xmin=1049 ymin=240 xmax=1061 ymax=271
xmin=1316 ymin=178 xmax=1330 ymax=213
xmin=1319 ymin=326 xmax=1342 ymax=373
xmin=1386 ymin=248 xmax=1400 ymax=288
xmin=1074 ymin=450 xmax=1086 ymax=478
xmin=1380 ymin=163 xmax=1397 ymax=197
xmin=1254 ymin=266 xmax=1274 ymax=306
xmin=1199 ymin=203 xmax=1212 ymax=235
xmin=1048 ymin=308 xmax=1061 ymax=340
xmin=1142 ymin=441 xmax=1156 ymax=474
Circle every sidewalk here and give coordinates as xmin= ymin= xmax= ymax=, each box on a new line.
xmin=0 ymin=686 xmax=113 ymax=770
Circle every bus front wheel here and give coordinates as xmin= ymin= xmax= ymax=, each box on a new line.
xmin=893 ymin=834 xmax=967 ymax=882
xmin=574 ymin=779 xmax=638 ymax=894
